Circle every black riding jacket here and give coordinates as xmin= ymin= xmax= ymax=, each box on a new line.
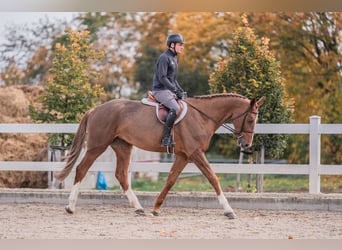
xmin=152 ymin=49 xmax=183 ymax=93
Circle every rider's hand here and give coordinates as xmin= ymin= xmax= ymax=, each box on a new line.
xmin=175 ymin=89 xmax=183 ymax=100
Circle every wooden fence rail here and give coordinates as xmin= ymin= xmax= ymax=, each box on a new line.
xmin=1 ymin=116 xmax=342 ymax=193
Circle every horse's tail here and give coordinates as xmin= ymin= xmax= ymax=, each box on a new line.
xmin=54 ymin=110 xmax=90 ymax=182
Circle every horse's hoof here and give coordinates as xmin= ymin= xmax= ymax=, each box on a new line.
xmin=151 ymin=211 xmax=160 ymax=217
xmin=224 ymin=212 xmax=237 ymax=219
xmin=135 ymin=209 xmax=146 ymax=216
xmin=65 ymin=205 xmax=74 ymax=214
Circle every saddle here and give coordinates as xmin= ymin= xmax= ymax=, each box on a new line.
xmin=141 ymin=91 xmax=187 ymax=124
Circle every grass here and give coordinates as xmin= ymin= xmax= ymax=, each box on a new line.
xmin=109 ymin=173 xmax=342 ymax=193
xmin=262 ymin=175 xmax=308 ymax=192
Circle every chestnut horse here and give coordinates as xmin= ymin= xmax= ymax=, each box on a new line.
xmin=55 ymin=93 xmax=265 ymax=219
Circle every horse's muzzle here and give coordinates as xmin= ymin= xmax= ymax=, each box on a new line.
xmin=237 ymin=136 xmax=251 ymax=149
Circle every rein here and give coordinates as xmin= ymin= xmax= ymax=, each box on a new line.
xmin=184 ymin=100 xmax=257 ymax=135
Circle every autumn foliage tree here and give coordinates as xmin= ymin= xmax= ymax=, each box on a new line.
xmin=209 ymin=15 xmax=293 ymax=160
xmin=29 ymin=28 xmax=105 ymax=147
xmin=134 ymin=12 xmax=239 ymax=97
xmin=134 ymin=13 xmax=174 ymax=95
xmin=273 ymin=13 xmax=342 ymax=164
xmin=244 ymin=12 xmax=342 ymax=164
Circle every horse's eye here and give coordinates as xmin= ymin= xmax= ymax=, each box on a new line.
xmin=247 ymin=119 xmax=255 ymax=124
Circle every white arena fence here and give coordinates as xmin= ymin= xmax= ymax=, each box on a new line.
xmin=1 ymin=115 xmax=342 ymax=194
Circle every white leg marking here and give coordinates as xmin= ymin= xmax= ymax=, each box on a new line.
xmin=218 ymin=192 xmax=234 ymax=213
xmin=125 ymin=188 xmax=143 ymax=210
xmin=67 ymin=182 xmax=80 ymax=213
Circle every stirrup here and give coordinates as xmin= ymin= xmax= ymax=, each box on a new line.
xmin=161 ymin=135 xmax=175 ymax=155
xmin=166 ymin=144 xmax=174 ymax=155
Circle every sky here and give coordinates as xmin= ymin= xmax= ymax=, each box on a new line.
xmin=0 ymin=12 xmax=79 ymax=43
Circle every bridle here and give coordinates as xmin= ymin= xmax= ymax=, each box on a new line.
xmin=224 ymin=108 xmax=258 ymax=135
xmin=185 ymin=100 xmax=258 ymax=136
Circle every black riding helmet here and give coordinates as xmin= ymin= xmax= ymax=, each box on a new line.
xmin=166 ymin=33 xmax=185 ymax=48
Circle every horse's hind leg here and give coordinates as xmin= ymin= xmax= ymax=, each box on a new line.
xmin=66 ymin=145 xmax=107 ymax=214
xmin=110 ymin=138 xmax=144 ymax=215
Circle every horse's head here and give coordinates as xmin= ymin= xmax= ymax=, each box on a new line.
xmin=231 ymin=96 xmax=265 ymax=149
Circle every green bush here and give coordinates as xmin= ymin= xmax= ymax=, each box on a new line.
xmin=208 ymin=14 xmax=293 ymax=159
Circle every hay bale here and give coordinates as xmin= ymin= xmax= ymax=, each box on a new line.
xmin=0 ymin=86 xmax=28 ymax=118
xmin=0 ymin=85 xmax=48 ymax=188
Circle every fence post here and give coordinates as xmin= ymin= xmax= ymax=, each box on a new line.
xmin=235 ymin=149 xmax=244 ymax=192
xmin=309 ymin=116 xmax=321 ymax=194
xmin=256 ymin=144 xmax=265 ymax=193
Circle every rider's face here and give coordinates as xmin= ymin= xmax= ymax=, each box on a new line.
xmin=172 ymin=42 xmax=184 ymax=54
xmin=175 ymin=43 xmax=184 ymax=54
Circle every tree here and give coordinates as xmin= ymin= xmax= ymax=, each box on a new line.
xmin=134 ymin=12 xmax=240 ymax=97
xmin=134 ymin=13 xmax=175 ymax=95
xmin=0 ymin=59 xmax=24 ymax=85
xmin=209 ymin=14 xmax=293 ymax=160
xmin=274 ymin=13 xmax=342 ymax=164
xmin=29 ymin=28 xmax=105 ymax=147
xmin=77 ymin=12 xmax=144 ymax=99
xmin=0 ymin=16 xmax=75 ymax=85
xmin=246 ymin=12 xmax=342 ymax=164
xmin=77 ymin=12 xmax=111 ymax=42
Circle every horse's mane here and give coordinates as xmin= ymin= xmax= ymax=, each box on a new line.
xmin=193 ymin=93 xmax=248 ymax=100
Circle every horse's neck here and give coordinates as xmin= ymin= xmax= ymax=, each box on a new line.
xmin=190 ymin=96 xmax=247 ymax=126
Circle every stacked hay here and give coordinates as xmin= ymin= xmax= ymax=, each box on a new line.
xmin=0 ymin=85 xmax=49 ymax=188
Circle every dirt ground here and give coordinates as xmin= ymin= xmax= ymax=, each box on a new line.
xmin=0 ymin=203 xmax=341 ymax=239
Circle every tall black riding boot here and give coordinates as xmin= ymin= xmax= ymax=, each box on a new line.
xmin=161 ymin=109 xmax=177 ymax=147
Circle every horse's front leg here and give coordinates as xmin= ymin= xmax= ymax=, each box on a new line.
xmin=152 ymin=155 xmax=188 ymax=216
xmin=190 ymin=149 xmax=236 ymax=219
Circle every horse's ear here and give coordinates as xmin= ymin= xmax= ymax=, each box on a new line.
xmin=250 ymin=98 xmax=256 ymax=108
xmin=250 ymin=96 xmax=265 ymax=109
xmin=256 ymin=96 xmax=265 ymax=107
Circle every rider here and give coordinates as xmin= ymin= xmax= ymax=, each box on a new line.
xmin=152 ymin=33 xmax=185 ymax=147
